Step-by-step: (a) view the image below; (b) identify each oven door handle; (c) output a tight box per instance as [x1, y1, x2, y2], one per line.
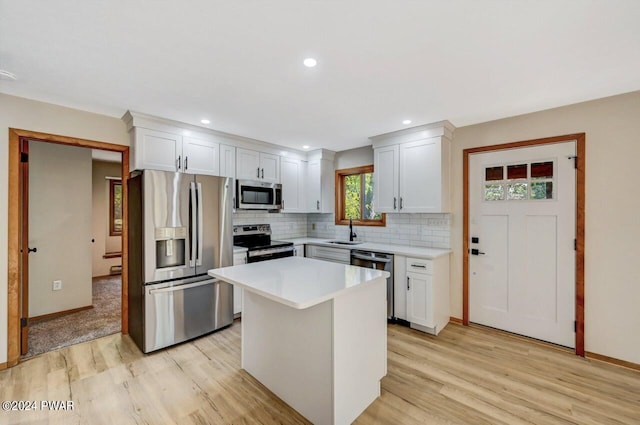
[148, 278, 219, 294]
[248, 246, 295, 257]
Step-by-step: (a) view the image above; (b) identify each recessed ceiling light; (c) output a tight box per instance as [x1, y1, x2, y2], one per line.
[303, 58, 317, 68]
[0, 69, 17, 80]
[200, 119, 210, 124]
[402, 119, 412, 125]
[302, 145, 310, 150]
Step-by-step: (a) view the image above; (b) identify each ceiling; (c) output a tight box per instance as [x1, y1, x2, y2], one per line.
[1, 1, 639, 152]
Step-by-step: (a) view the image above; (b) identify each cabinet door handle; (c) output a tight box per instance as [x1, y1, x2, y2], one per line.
[407, 276, 410, 290]
[411, 264, 426, 268]
[317, 200, 320, 210]
[261, 168, 264, 179]
[400, 197, 403, 210]
[257, 167, 260, 178]
[177, 155, 181, 171]
[393, 197, 397, 210]
[184, 156, 188, 171]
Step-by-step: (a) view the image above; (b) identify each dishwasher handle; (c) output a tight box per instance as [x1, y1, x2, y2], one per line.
[351, 253, 392, 263]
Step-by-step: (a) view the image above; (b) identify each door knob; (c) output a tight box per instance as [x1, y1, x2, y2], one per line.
[28, 247, 37, 253]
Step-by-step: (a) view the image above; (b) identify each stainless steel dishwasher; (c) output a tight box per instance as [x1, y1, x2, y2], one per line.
[350, 250, 394, 319]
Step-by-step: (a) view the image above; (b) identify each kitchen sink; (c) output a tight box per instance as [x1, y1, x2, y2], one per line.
[327, 240, 363, 245]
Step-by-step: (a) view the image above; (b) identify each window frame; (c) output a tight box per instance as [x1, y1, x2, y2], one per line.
[334, 165, 386, 227]
[109, 179, 123, 236]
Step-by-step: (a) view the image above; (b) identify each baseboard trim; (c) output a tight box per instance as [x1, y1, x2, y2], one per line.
[29, 305, 93, 322]
[0, 361, 7, 370]
[449, 316, 463, 324]
[586, 351, 640, 372]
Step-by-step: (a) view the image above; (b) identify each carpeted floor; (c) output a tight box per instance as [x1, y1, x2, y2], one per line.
[24, 275, 122, 359]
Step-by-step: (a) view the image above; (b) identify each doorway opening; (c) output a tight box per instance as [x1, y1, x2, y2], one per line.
[462, 133, 585, 356]
[7, 128, 129, 367]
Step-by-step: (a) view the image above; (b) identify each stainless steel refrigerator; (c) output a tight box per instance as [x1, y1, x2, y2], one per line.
[128, 170, 234, 353]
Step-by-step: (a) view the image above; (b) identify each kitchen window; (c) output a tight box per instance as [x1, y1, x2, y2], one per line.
[110, 179, 123, 236]
[335, 165, 385, 226]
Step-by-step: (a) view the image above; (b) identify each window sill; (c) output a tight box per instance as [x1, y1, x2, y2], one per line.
[335, 218, 386, 227]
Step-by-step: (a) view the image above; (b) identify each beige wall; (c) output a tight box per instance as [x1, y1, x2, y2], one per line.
[450, 91, 640, 364]
[29, 142, 93, 317]
[0, 93, 129, 364]
[334, 145, 373, 169]
[92, 160, 122, 277]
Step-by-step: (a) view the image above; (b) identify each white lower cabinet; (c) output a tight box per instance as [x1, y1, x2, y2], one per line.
[402, 255, 450, 335]
[233, 252, 247, 316]
[294, 244, 305, 257]
[305, 245, 350, 264]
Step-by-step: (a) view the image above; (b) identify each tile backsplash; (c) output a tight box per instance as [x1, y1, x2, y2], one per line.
[233, 211, 451, 249]
[307, 213, 451, 249]
[233, 211, 308, 240]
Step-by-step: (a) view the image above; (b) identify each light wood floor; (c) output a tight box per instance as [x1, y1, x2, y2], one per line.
[1, 321, 639, 424]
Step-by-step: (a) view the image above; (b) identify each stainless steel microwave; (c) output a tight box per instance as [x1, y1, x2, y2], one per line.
[236, 180, 282, 210]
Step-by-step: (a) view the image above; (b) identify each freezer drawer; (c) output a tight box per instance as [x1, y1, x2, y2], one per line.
[143, 277, 233, 353]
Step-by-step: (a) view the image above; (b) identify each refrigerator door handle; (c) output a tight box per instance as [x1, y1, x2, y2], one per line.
[196, 181, 204, 266]
[148, 278, 219, 294]
[190, 181, 197, 267]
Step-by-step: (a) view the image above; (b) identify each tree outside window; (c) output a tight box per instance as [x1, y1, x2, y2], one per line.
[110, 179, 123, 236]
[335, 165, 385, 226]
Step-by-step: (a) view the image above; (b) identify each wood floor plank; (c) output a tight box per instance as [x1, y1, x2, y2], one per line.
[1, 321, 639, 424]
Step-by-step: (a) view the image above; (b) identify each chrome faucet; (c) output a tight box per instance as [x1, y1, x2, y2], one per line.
[349, 218, 357, 241]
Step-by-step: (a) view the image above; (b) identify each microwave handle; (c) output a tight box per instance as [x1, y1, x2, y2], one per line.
[196, 181, 204, 266]
[189, 182, 197, 267]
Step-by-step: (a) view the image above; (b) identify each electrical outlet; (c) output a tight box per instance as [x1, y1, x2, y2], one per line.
[311, 223, 316, 230]
[52, 280, 62, 291]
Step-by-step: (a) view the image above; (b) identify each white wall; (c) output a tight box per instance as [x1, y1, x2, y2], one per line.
[450, 91, 640, 364]
[0, 93, 129, 364]
[92, 160, 122, 277]
[29, 142, 93, 317]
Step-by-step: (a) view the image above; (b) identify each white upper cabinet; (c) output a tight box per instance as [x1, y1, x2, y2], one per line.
[219, 144, 236, 178]
[236, 148, 280, 183]
[373, 145, 399, 213]
[259, 152, 280, 183]
[131, 127, 220, 176]
[371, 121, 454, 213]
[133, 128, 182, 172]
[280, 157, 306, 212]
[306, 157, 334, 213]
[183, 136, 220, 175]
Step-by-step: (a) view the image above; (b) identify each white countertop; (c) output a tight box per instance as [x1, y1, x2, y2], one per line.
[233, 246, 248, 253]
[209, 256, 389, 310]
[281, 237, 451, 259]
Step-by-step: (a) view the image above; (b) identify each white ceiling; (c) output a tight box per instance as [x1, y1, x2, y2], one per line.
[1, 1, 639, 152]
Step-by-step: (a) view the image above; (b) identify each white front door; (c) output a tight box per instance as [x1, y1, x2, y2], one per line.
[469, 142, 576, 347]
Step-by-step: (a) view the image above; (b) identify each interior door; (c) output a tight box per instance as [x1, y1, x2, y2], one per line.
[469, 142, 576, 347]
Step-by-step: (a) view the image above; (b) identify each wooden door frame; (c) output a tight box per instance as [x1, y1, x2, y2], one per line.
[7, 128, 130, 367]
[462, 133, 585, 356]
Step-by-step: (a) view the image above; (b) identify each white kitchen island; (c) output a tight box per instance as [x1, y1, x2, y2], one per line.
[209, 256, 389, 425]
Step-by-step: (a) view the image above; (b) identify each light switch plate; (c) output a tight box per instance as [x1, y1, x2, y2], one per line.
[52, 280, 62, 291]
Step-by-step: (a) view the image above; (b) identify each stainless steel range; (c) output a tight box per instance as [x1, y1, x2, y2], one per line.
[233, 224, 295, 262]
